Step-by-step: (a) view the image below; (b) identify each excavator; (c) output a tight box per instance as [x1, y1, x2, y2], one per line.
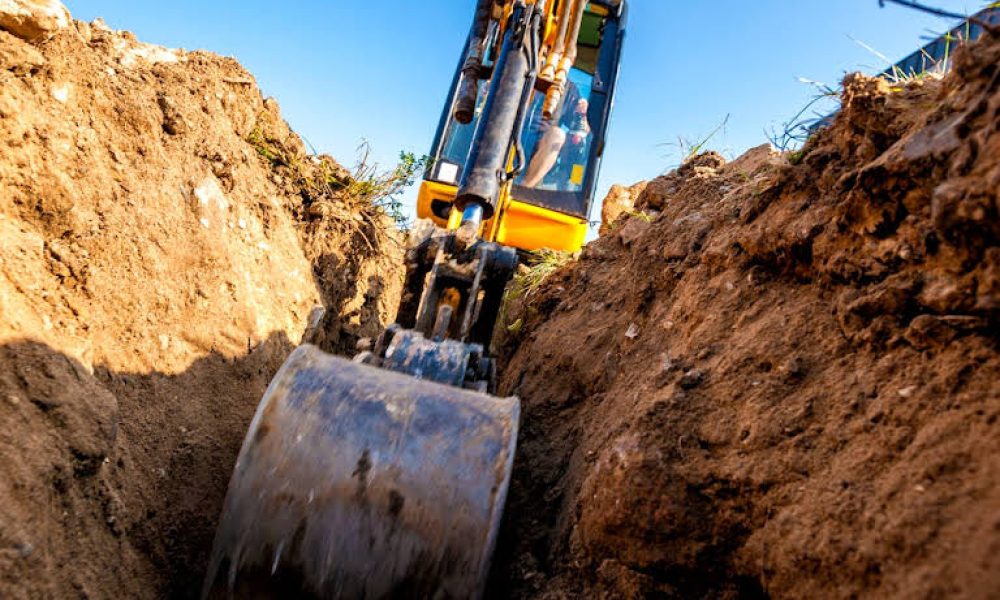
[203, 1, 626, 597]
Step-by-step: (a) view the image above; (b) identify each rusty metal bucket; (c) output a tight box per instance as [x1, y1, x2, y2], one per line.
[203, 345, 519, 599]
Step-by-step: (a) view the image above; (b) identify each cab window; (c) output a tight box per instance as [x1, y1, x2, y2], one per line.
[433, 7, 609, 206]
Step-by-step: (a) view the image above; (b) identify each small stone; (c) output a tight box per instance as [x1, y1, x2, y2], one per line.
[194, 176, 228, 210]
[599, 182, 647, 236]
[617, 218, 648, 247]
[0, 0, 71, 42]
[624, 323, 639, 339]
[16, 542, 32, 558]
[51, 83, 70, 103]
[898, 385, 917, 398]
[654, 353, 678, 388]
[679, 369, 706, 389]
[781, 356, 806, 380]
[905, 314, 961, 349]
[157, 93, 187, 135]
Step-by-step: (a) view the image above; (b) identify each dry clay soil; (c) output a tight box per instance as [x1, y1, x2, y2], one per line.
[0, 12, 403, 599]
[2, 5, 1000, 600]
[493, 30, 1000, 600]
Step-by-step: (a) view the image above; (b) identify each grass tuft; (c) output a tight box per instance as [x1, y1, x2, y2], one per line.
[246, 113, 428, 230]
[499, 249, 577, 333]
[507, 249, 576, 301]
[247, 124, 289, 167]
[345, 141, 431, 229]
[659, 115, 731, 167]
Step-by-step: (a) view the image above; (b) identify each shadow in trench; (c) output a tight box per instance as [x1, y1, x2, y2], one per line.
[0, 333, 296, 599]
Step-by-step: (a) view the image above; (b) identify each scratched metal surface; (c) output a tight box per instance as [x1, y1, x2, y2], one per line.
[203, 345, 520, 599]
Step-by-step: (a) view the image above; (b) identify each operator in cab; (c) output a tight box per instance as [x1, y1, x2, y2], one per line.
[520, 80, 593, 191]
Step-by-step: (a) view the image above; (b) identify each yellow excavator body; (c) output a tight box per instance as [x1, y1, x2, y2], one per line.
[417, 180, 589, 252]
[422, 0, 627, 255]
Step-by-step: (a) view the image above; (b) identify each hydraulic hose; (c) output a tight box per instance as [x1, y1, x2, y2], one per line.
[540, 0, 572, 81]
[543, 0, 585, 120]
[456, 3, 538, 220]
[510, 8, 542, 178]
[455, 0, 495, 124]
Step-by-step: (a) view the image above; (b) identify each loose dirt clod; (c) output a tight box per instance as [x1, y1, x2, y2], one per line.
[0, 0, 70, 42]
[0, 5, 401, 598]
[494, 31, 1000, 600]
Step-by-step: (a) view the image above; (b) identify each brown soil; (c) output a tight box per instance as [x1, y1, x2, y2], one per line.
[5, 4, 1000, 600]
[493, 32, 1000, 599]
[0, 12, 401, 600]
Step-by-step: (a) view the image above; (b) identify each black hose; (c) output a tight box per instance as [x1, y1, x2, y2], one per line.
[509, 8, 542, 179]
[455, 0, 494, 124]
[456, 4, 537, 216]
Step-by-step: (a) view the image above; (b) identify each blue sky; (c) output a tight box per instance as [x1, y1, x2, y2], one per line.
[65, 0, 984, 223]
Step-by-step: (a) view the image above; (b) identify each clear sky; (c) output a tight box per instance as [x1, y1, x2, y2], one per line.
[65, 0, 985, 224]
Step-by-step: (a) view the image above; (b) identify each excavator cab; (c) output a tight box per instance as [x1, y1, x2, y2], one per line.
[418, 0, 627, 252]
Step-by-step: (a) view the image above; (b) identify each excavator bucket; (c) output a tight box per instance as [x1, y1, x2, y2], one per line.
[203, 345, 520, 599]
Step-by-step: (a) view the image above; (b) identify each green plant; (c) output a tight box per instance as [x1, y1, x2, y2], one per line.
[660, 115, 731, 166]
[848, 35, 947, 85]
[346, 141, 431, 229]
[247, 124, 289, 167]
[769, 1, 996, 153]
[509, 249, 575, 300]
[682, 114, 730, 163]
[247, 115, 429, 230]
[499, 249, 577, 331]
[657, 115, 729, 164]
[627, 209, 654, 223]
[766, 78, 839, 151]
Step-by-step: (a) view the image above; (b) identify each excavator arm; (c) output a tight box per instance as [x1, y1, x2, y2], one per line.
[203, 2, 622, 597]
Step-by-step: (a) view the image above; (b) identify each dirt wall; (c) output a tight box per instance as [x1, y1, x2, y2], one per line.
[0, 7, 402, 598]
[494, 31, 1000, 600]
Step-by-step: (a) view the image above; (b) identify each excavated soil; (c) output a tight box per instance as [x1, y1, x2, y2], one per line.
[493, 31, 1000, 599]
[0, 10, 402, 599]
[4, 4, 1000, 600]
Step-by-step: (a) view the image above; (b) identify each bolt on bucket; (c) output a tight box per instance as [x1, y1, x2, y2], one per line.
[203, 344, 520, 599]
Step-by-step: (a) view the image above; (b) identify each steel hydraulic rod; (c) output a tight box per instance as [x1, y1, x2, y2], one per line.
[455, 4, 537, 219]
